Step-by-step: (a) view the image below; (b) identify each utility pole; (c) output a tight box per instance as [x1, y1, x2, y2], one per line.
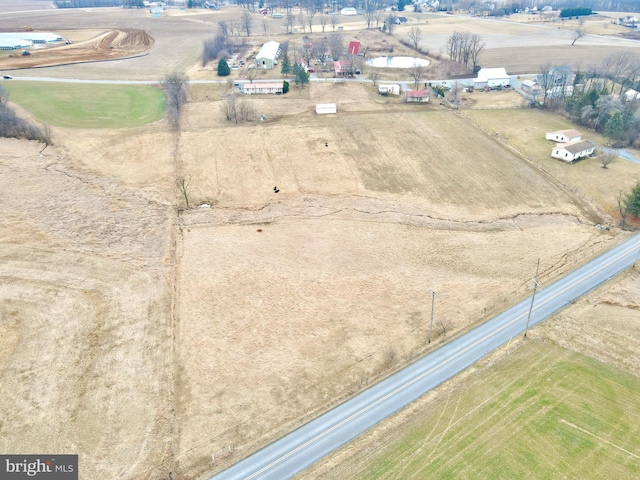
[524, 258, 541, 338]
[634, 247, 640, 268]
[429, 290, 436, 344]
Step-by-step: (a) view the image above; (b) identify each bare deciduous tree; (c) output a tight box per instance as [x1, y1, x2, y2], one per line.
[163, 71, 189, 131]
[407, 64, 426, 88]
[285, 12, 294, 34]
[241, 10, 253, 36]
[245, 68, 260, 83]
[368, 67, 381, 86]
[330, 14, 339, 32]
[327, 32, 343, 61]
[599, 152, 616, 169]
[220, 93, 255, 124]
[572, 17, 586, 46]
[408, 27, 422, 51]
[319, 12, 327, 32]
[436, 318, 453, 339]
[218, 20, 229, 38]
[176, 176, 191, 208]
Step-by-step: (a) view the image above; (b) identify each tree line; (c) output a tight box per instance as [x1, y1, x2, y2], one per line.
[536, 53, 640, 148]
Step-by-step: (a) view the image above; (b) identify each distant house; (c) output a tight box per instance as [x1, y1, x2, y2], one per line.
[348, 41, 361, 56]
[405, 90, 429, 102]
[551, 140, 595, 163]
[150, 5, 164, 15]
[242, 82, 284, 95]
[624, 89, 640, 102]
[334, 60, 353, 77]
[340, 7, 357, 15]
[255, 41, 281, 69]
[316, 103, 337, 114]
[474, 67, 510, 89]
[545, 129, 582, 143]
[378, 84, 400, 95]
[395, 16, 408, 24]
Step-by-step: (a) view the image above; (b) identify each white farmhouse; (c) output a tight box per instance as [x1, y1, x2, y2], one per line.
[473, 68, 510, 89]
[551, 140, 594, 163]
[545, 129, 582, 143]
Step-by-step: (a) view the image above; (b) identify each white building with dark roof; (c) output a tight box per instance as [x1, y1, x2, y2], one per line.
[551, 140, 595, 163]
[545, 129, 582, 143]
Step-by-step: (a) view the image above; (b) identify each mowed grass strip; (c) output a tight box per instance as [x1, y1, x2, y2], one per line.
[307, 341, 640, 480]
[2, 81, 166, 128]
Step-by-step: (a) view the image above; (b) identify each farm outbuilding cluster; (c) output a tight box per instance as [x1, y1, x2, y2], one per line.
[546, 129, 594, 163]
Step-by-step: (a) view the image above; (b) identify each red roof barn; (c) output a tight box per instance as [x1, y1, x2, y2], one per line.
[348, 41, 361, 56]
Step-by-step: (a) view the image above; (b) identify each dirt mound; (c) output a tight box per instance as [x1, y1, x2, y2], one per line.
[0, 28, 154, 70]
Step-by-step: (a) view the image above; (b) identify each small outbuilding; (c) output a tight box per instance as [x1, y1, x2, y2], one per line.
[551, 140, 595, 163]
[378, 84, 400, 95]
[545, 129, 582, 143]
[255, 41, 281, 70]
[242, 82, 284, 95]
[340, 7, 357, 15]
[405, 90, 430, 103]
[474, 67, 510, 89]
[316, 103, 337, 114]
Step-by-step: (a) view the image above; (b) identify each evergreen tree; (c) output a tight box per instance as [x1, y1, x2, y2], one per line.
[218, 58, 231, 77]
[626, 183, 640, 217]
[283, 80, 289, 94]
[280, 53, 291, 76]
[604, 112, 625, 144]
[293, 63, 310, 88]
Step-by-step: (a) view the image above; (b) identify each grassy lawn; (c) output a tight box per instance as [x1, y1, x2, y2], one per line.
[306, 341, 640, 479]
[465, 108, 640, 217]
[1, 81, 166, 128]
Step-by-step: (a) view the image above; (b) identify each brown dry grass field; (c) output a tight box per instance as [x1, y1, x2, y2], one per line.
[1, 3, 640, 480]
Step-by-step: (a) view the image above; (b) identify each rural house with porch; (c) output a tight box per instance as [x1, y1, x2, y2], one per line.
[551, 140, 595, 163]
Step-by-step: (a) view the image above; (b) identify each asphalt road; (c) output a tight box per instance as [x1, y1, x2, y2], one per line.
[211, 232, 640, 480]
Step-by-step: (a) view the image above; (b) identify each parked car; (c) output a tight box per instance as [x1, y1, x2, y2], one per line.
[307, 68, 314, 73]
[3, 75, 12, 79]
[231, 65, 239, 70]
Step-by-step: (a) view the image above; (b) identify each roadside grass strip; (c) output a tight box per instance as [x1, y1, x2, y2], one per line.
[2, 81, 166, 128]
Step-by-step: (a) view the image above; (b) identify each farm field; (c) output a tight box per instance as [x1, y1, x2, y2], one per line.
[2, 81, 166, 128]
[1, 3, 640, 480]
[300, 338, 640, 480]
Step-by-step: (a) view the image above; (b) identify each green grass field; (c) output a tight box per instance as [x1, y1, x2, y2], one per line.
[309, 341, 640, 479]
[0, 81, 166, 128]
